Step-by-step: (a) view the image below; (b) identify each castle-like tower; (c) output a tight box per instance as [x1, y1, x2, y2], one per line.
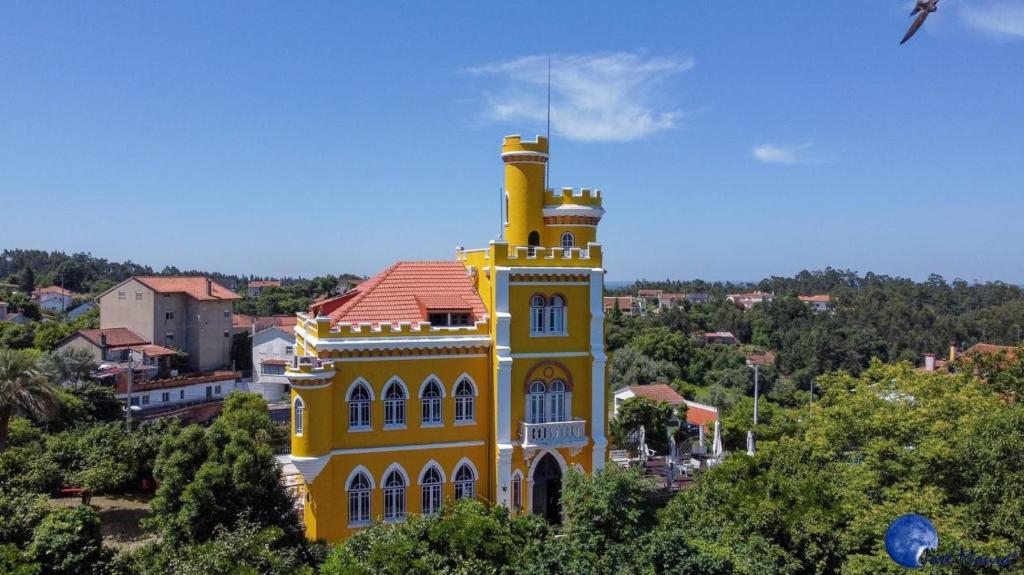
[287, 134, 607, 540]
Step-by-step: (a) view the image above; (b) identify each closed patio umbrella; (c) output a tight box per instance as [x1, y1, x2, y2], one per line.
[712, 420, 723, 460]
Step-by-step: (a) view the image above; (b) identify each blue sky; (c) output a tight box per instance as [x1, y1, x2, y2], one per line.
[2, 1, 1022, 283]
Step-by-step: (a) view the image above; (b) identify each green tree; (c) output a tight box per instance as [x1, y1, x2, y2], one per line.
[18, 267, 36, 294]
[0, 545, 40, 575]
[0, 488, 49, 546]
[610, 396, 674, 455]
[32, 323, 74, 353]
[0, 349, 60, 452]
[167, 521, 313, 575]
[28, 505, 106, 575]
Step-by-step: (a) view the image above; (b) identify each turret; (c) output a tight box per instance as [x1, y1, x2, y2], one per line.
[502, 135, 549, 248]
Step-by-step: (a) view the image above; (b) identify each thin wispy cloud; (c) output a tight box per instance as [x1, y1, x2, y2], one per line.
[467, 53, 694, 143]
[961, 1, 1024, 38]
[752, 142, 819, 165]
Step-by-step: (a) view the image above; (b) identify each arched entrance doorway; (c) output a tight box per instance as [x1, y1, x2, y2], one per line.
[531, 453, 562, 524]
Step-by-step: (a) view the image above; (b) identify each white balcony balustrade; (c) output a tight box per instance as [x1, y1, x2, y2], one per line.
[520, 418, 588, 449]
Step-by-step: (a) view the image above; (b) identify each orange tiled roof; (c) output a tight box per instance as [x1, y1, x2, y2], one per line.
[133, 276, 241, 301]
[131, 344, 177, 356]
[964, 343, 1018, 356]
[310, 262, 485, 326]
[33, 286, 79, 298]
[683, 400, 719, 427]
[233, 314, 254, 329]
[626, 384, 684, 405]
[248, 280, 281, 289]
[799, 294, 831, 303]
[77, 328, 150, 348]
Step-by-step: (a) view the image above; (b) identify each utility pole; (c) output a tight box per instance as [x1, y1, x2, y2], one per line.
[746, 361, 760, 455]
[125, 356, 134, 432]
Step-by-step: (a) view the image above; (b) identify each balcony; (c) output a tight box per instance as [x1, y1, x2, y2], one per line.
[520, 418, 588, 449]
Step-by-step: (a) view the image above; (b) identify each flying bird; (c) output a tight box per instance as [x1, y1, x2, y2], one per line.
[901, 0, 939, 45]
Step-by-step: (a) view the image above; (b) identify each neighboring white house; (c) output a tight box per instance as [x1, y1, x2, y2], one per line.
[726, 291, 774, 310]
[799, 294, 831, 313]
[110, 370, 243, 412]
[250, 325, 295, 402]
[32, 286, 79, 313]
[611, 384, 719, 429]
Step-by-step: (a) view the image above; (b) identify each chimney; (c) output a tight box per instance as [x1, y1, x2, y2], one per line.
[924, 353, 936, 372]
[206, 278, 213, 296]
[100, 331, 107, 347]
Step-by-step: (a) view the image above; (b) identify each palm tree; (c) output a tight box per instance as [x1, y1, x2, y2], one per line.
[0, 348, 60, 451]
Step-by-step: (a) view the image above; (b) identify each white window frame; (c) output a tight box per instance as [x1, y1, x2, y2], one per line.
[419, 463, 445, 515]
[453, 376, 477, 424]
[383, 377, 408, 429]
[419, 377, 444, 427]
[548, 380, 566, 422]
[560, 232, 575, 251]
[530, 295, 546, 335]
[453, 460, 476, 501]
[511, 470, 523, 511]
[346, 468, 373, 527]
[347, 379, 373, 431]
[293, 396, 305, 436]
[529, 381, 546, 424]
[547, 295, 566, 335]
[382, 465, 408, 522]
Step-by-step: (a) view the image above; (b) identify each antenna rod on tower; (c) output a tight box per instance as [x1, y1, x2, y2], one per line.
[546, 56, 551, 190]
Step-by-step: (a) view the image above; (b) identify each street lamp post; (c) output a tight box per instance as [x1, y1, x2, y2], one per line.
[125, 355, 135, 432]
[745, 361, 760, 454]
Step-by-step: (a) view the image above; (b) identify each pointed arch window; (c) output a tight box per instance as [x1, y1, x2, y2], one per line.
[420, 379, 443, 426]
[293, 396, 305, 436]
[420, 466, 443, 515]
[511, 471, 523, 511]
[348, 382, 371, 430]
[560, 232, 575, 251]
[548, 380, 566, 422]
[454, 378, 475, 423]
[348, 471, 371, 526]
[529, 381, 546, 424]
[384, 380, 407, 427]
[383, 468, 407, 521]
[530, 295, 546, 334]
[454, 463, 476, 500]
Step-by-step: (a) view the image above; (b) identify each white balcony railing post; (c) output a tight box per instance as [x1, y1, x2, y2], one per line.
[520, 418, 588, 448]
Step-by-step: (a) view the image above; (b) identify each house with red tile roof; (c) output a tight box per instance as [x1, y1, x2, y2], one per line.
[55, 327, 177, 382]
[32, 285, 81, 313]
[247, 280, 282, 297]
[704, 331, 738, 345]
[611, 384, 719, 429]
[603, 296, 639, 316]
[97, 277, 241, 371]
[798, 294, 832, 312]
[727, 291, 774, 310]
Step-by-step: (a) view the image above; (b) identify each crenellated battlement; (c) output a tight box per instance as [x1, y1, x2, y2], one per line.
[296, 312, 491, 340]
[543, 187, 603, 207]
[457, 241, 603, 268]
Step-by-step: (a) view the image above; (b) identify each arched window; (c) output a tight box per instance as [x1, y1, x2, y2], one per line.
[454, 463, 475, 500]
[348, 382, 371, 429]
[530, 295, 546, 334]
[384, 379, 407, 427]
[527, 230, 540, 256]
[293, 396, 305, 436]
[560, 232, 575, 251]
[511, 471, 523, 511]
[548, 380, 565, 422]
[547, 295, 565, 334]
[454, 378, 475, 423]
[420, 466, 443, 515]
[420, 379, 443, 426]
[348, 471, 371, 526]
[383, 468, 407, 521]
[529, 381, 546, 424]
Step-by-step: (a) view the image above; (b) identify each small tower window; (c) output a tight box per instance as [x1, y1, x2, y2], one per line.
[293, 396, 305, 436]
[560, 232, 575, 251]
[528, 231, 541, 256]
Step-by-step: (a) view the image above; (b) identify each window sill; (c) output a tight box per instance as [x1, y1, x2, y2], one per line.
[348, 426, 373, 433]
[384, 424, 408, 431]
[529, 332, 569, 338]
[348, 521, 370, 529]
[454, 419, 477, 427]
[383, 516, 407, 524]
[421, 422, 444, 428]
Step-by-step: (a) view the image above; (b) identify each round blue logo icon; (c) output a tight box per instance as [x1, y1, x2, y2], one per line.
[885, 514, 939, 568]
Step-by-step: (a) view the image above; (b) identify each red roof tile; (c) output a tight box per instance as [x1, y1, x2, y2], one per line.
[133, 277, 241, 301]
[77, 328, 151, 348]
[798, 294, 831, 303]
[310, 262, 485, 326]
[626, 384, 684, 405]
[33, 286, 79, 298]
[684, 400, 719, 427]
[248, 280, 281, 289]
[131, 344, 177, 356]
[964, 343, 1019, 356]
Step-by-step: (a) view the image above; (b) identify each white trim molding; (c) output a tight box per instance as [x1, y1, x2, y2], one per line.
[289, 440, 487, 483]
[494, 267, 514, 508]
[295, 327, 491, 353]
[417, 460, 447, 485]
[346, 377, 375, 401]
[510, 351, 589, 359]
[589, 267, 608, 472]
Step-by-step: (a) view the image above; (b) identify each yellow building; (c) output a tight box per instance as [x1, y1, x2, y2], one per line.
[287, 134, 607, 541]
